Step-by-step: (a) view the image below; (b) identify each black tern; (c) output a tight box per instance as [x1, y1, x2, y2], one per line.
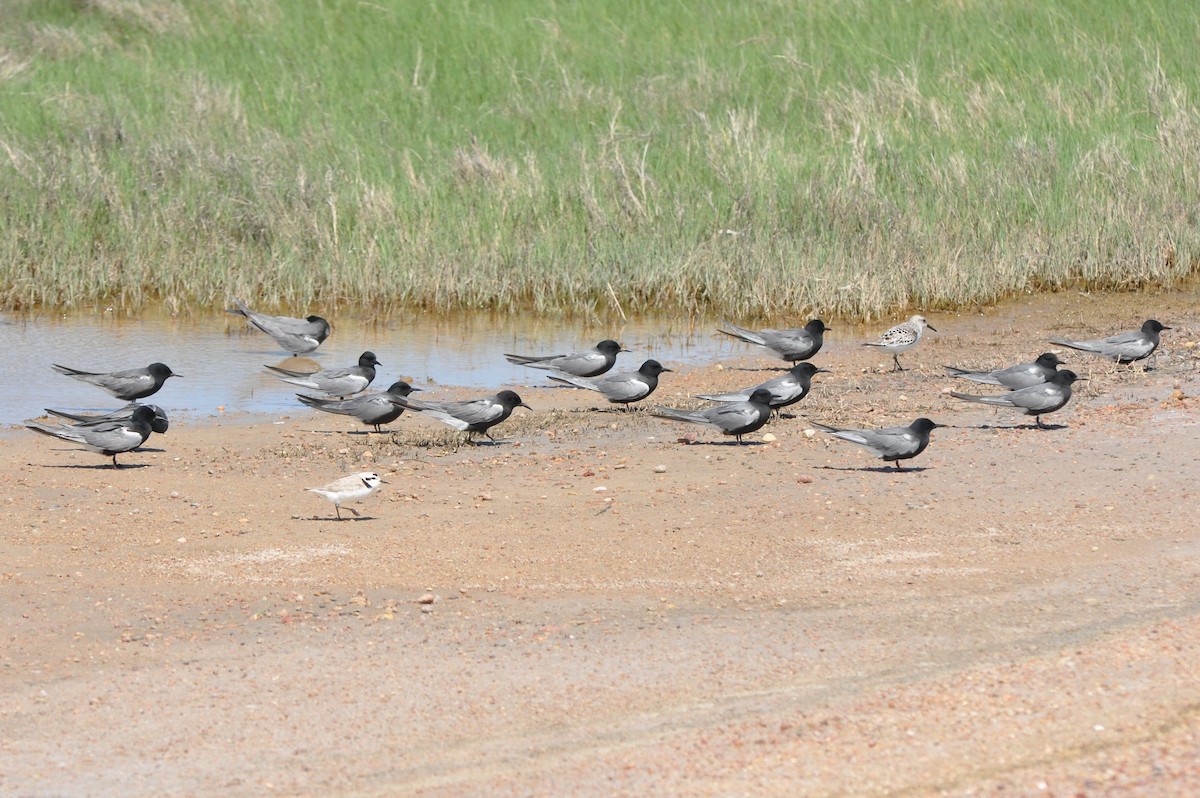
[505, 339, 629, 378]
[696, 363, 828, 415]
[390, 389, 531, 443]
[950, 369, 1084, 429]
[945, 352, 1066, 390]
[297, 381, 419, 432]
[264, 351, 380, 396]
[652, 388, 774, 444]
[548, 359, 671, 407]
[307, 471, 384, 520]
[718, 319, 828, 362]
[228, 298, 332, 354]
[51, 362, 181, 401]
[26, 404, 159, 468]
[44, 403, 170, 434]
[1050, 319, 1169, 365]
[812, 417, 944, 471]
[863, 315, 936, 372]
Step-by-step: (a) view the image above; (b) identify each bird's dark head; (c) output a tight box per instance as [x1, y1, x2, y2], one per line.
[911, 418, 944, 433]
[145, 404, 170, 434]
[359, 351, 381, 367]
[640, 360, 672, 376]
[131, 405, 158, 424]
[596, 339, 629, 355]
[309, 316, 332, 336]
[1143, 319, 1170, 333]
[148, 362, 179, 379]
[1037, 352, 1066, 367]
[387, 381, 419, 396]
[1054, 370, 1084, 385]
[806, 319, 828, 333]
[747, 388, 775, 405]
[498, 390, 532, 410]
[792, 362, 830, 376]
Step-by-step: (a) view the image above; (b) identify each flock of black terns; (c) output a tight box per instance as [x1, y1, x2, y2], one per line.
[25, 301, 1171, 474]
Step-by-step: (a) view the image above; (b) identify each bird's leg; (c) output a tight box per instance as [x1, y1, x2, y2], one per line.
[892, 354, 905, 372]
[335, 506, 343, 521]
[111, 455, 120, 468]
[1036, 415, 1046, 429]
[348, 507, 361, 517]
[894, 461, 906, 472]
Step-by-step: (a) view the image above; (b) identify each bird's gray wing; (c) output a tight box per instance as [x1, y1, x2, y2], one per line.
[707, 403, 759, 431]
[1008, 383, 1068, 412]
[443, 398, 505, 426]
[856, 427, 920, 458]
[526, 350, 605, 375]
[597, 375, 649, 402]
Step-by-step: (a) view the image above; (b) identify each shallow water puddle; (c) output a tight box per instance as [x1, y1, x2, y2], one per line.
[0, 309, 736, 423]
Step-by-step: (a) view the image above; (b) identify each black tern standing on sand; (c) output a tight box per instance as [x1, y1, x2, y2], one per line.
[227, 298, 332, 354]
[718, 319, 828, 363]
[548, 359, 672, 408]
[264, 351, 380, 396]
[26, 404, 160, 468]
[505, 339, 629, 378]
[390, 390, 531, 443]
[51, 362, 180, 402]
[297, 381, 420, 432]
[697, 362, 828, 416]
[945, 352, 1066, 390]
[812, 417, 944, 471]
[652, 388, 775, 445]
[1050, 320, 1169, 365]
[949, 370, 1084, 429]
[44, 403, 170, 435]
[863, 315, 936, 372]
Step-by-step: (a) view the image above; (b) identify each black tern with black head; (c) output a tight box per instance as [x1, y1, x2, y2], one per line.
[390, 389, 531, 444]
[505, 339, 629, 378]
[653, 387, 774, 444]
[697, 362, 828, 415]
[812, 417, 944, 471]
[945, 352, 1065, 390]
[51, 362, 181, 402]
[228, 298, 332, 354]
[265, 351, 380, 397]
[26, 404, 160, 468]
[718, 319, 827, 363]
[1050, 320, 1169, 365]
[548, 359, 671, 407]
[950, 369, 1084, 429]
[298, 380, 419, 432]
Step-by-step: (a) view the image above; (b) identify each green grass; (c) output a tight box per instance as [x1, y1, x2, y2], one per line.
[0, 0, 1198, 320]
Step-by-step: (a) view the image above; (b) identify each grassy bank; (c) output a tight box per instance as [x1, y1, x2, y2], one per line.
[0, 0, 1198, 320]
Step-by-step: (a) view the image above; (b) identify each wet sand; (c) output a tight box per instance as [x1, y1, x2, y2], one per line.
[3, 289, 1200, 796]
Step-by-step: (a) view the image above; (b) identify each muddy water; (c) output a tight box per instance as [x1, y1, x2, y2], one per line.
[0, 309, 743, 424]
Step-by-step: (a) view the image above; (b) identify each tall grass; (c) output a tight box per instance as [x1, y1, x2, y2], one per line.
[0, 0, 1197, 320]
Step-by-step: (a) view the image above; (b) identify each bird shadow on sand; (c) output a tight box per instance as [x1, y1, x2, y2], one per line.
[969, 422, 1068, 431]
[730, 365, 792, 372]
[678, 439, 767, 447]
[40, 462, 153, 470]
[815, 464, 930, 473]
[293, 514, 377, 522]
